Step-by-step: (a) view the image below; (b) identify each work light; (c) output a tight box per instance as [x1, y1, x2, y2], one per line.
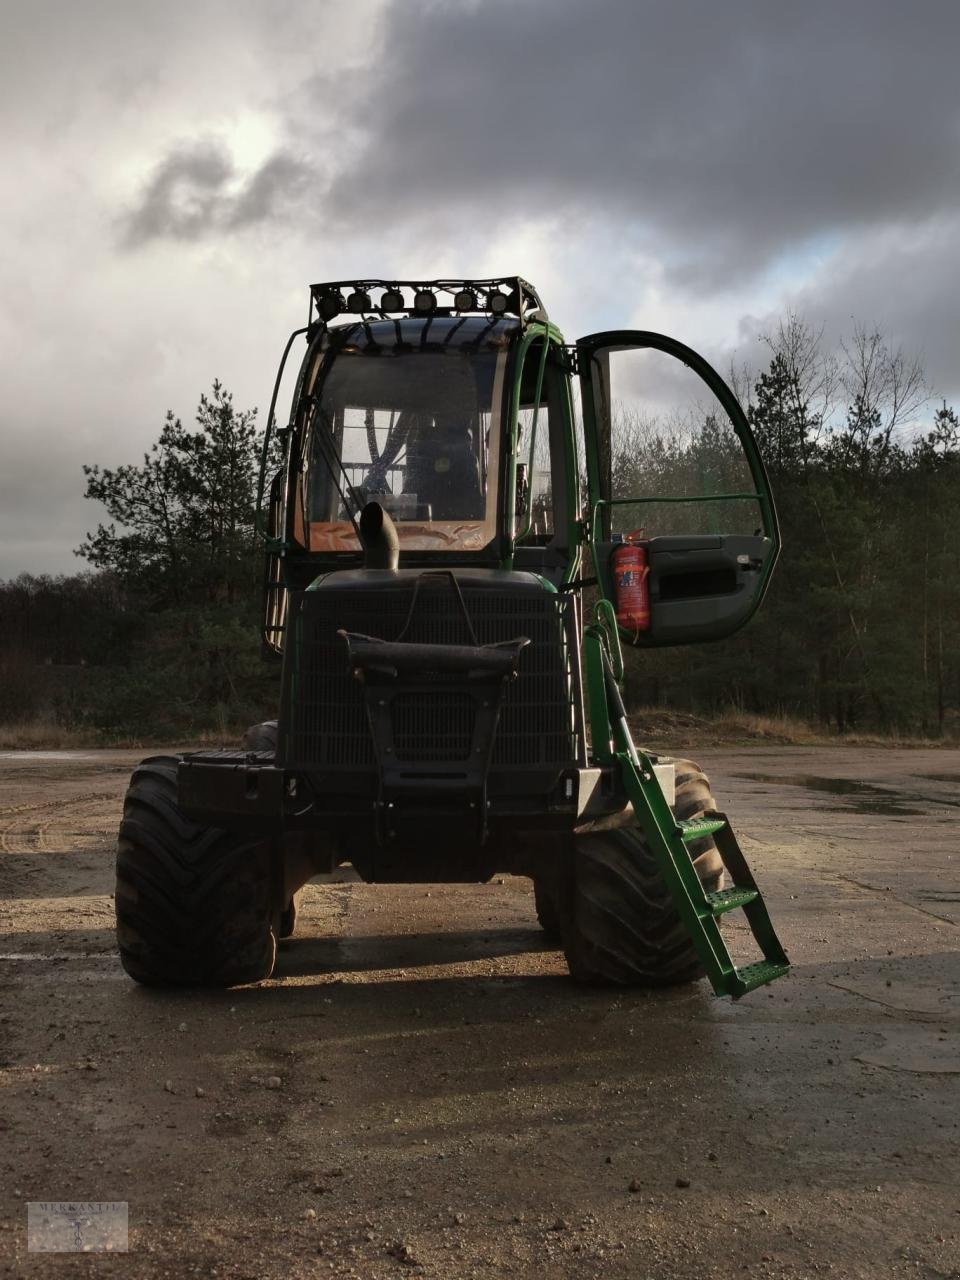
[488, 291, 509, 315]
[454, 288, 477, 312]
[413, 289, 436, 313]
[380, 288, 404, 311]
[346, 289, 371, 313]
[318, 290, 345, 321]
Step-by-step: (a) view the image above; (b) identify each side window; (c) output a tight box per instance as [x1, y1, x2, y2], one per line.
[516, 339, 556, 544]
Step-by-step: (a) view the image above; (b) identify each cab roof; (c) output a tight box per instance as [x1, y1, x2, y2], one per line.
[322, 315, 521, 352]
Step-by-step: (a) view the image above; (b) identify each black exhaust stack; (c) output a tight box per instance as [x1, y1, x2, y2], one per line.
[358, 501, 399, 570]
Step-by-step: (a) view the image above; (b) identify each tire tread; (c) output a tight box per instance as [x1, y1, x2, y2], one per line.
[562, 758, 723, 987]
[115, 756, 276, 987]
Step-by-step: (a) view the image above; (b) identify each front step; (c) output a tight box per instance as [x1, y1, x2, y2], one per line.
[706, 885, 759, 915]
[621, 753, 790, 999]
[732, 960, 791, 996]
[678, 816, 728, 842]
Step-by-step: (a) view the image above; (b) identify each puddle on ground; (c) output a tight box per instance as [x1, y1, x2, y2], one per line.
[735, 773, 927, 816]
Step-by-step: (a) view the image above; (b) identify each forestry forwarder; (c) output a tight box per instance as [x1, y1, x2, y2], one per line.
[115, 278, 789, 997]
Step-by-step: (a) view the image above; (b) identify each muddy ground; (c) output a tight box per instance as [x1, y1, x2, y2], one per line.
[0, 745, 958, 1279]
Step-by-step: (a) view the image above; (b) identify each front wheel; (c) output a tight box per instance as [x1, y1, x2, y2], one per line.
[115, 756, 277, 987]
[561, 758, 724, 986]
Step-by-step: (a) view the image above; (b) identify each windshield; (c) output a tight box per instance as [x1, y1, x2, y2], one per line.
[302, 343, 506, 553]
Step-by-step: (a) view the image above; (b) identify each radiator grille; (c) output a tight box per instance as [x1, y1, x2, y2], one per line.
[392, 692, 474, 761]
[288, 579, 576, 774]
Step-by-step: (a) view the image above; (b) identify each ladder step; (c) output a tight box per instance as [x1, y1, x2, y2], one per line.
[706, 885, 759, 915]
[677, 816, 727, 842]
[732, 960, 790, 996]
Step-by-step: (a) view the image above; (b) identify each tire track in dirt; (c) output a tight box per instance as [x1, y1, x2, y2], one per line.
[0, 791, 118, 854]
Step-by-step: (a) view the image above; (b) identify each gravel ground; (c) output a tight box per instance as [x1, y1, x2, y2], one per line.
[0, 745, 958, 1279]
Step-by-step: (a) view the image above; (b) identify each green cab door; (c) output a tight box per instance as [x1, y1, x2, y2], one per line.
[576, 330, 780, 647]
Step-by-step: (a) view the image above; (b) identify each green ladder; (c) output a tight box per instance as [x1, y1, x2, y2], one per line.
[621, 747, 789, 997]
[583, 618, 789, 998]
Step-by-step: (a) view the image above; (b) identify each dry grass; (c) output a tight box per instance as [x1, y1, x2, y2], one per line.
[0, 720, 246, 751]
[629, 705, 960, 749]
[712, 709, 825, 743]
[0, 720, 101, 750]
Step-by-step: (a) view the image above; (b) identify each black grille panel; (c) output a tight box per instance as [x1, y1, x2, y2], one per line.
[287, 577, 576, 776]
[392, 692, 474, 761]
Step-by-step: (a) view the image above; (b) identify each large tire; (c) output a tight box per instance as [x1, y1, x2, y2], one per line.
[561, 758, 724, 987]
[116, 756, 277, 987]
[243, 720, 278, 753]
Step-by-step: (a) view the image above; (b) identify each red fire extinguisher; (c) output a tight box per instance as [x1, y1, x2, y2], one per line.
[611, 531, 650, 632]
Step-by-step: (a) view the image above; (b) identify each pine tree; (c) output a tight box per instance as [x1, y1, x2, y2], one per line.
[78, 381, 262, 607]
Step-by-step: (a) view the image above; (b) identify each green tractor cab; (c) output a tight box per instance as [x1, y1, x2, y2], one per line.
[115, 278, 788, 997]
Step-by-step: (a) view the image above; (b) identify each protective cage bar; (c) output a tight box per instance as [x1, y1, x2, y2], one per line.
[308, 277, 545, 326]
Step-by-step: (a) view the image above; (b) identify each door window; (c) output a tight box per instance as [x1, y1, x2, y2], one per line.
[588, 345, 762, 539]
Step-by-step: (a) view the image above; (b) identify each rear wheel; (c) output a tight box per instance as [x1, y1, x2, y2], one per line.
[561, 758, 723, 986]
[115, 756, 276, 987]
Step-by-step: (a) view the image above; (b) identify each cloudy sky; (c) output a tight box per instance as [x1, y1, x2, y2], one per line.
[3, 0, 959, 576]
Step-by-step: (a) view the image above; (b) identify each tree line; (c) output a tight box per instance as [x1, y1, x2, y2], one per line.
[0, 324, 957, 740]
[0, 383, 276, 736]
[620, 318, 960, 737]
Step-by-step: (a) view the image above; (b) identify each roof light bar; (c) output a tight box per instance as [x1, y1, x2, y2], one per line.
[307, 278, 546, 330]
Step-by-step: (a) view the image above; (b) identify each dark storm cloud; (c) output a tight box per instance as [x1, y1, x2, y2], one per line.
[119, 0, 960, 290]
[120, 142, 313, 246]
[121, 143, 233, 246]
[776, 217, 960, 402]
[226, 152, 313, 228]
[315, 0, 960, 284]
